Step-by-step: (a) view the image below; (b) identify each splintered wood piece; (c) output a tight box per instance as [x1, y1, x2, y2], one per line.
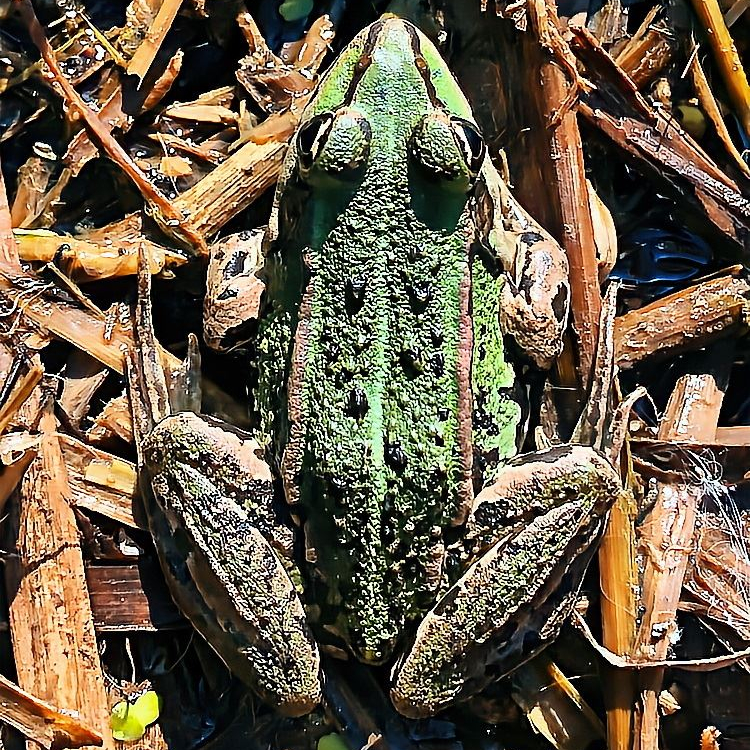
[59, 434, 140, 528]
[60, 352, 109, 427]
[614, 272, 750, 369]
[0, 361, 44, 434]
[613, 7, 675, 88]
[86, 393, 134, 445]
[126, 0, 184, 80]
[86, 565, 184, 631]
[570, 28, 750, 246]
[633, 369, 727, 750]
[0, 671, 103, 749]
[171, 110, 296, 239]
[598, 483, 638, 750]
[512, 656, 605, 748]
[0, 263, 181, 375]
[7, 406, 115, 748]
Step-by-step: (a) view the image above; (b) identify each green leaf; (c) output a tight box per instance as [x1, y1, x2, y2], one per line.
[278, 0, 313, 22]
[110, 691, 162, 742]
[131, 691, 161, 726]
[110, 702, 145, 742]
[317, 733, 350, 750]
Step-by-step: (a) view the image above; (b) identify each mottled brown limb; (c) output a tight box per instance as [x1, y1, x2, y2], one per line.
[6, 403, 115, 748]
[614, 272, 750, 369]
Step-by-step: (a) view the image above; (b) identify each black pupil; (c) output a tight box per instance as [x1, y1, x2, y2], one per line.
[297, 113, 331, 161]
[454, 119, 485, 172]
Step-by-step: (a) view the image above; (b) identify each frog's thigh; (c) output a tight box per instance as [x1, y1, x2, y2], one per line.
[390, 445, 620, 718]
[144, 412, 321, 716]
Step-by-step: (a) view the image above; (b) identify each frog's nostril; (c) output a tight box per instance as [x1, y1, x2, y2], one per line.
[353, 635, 398, 666]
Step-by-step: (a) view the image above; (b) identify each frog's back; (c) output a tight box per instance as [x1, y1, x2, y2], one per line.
[257, 18, 503, 662]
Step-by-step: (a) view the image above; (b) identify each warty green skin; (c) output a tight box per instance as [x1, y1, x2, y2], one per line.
[256, 18, 521, 663]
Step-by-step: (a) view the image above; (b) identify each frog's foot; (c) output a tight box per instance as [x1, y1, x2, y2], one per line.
[128, 262, 321, 716]
[390, 445, 621, 718]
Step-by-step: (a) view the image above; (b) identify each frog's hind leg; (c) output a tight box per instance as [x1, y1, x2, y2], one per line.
[390, 445, 621, 718]
[127, 259, 321, 717]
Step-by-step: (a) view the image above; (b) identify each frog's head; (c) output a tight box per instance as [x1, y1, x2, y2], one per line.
[270, 17, 487, 244]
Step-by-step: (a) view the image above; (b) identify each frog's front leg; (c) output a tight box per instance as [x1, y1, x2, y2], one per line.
[390, 445, 621, 718]
[476, 159, 570, 369]
[128, 266, 322, 717]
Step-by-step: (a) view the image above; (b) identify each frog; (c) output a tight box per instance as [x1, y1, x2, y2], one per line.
[127, 15, 622, 721]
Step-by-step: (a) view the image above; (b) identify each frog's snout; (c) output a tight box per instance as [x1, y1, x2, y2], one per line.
[351, 635, 399, 666]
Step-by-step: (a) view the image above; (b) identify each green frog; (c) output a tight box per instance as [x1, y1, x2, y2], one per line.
[128, 16, 621, 721]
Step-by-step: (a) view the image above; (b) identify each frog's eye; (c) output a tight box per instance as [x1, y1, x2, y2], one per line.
[296, 109, 371, 177]
[297, 113, 335, 171]
[409, 112, 485, 187]
[451, 118, 485, 176]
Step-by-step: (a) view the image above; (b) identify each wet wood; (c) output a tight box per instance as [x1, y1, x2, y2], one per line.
[6, 406, 115, 749]
[614, 272, 750, 369]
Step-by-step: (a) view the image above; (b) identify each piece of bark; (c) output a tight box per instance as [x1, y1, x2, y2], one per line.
[633, 369, 727, 750]
[0, 672, 103, 749]
[614, 272, 750, 369]
[86, 564, 184, 631]
[6, 405, 115, 749]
